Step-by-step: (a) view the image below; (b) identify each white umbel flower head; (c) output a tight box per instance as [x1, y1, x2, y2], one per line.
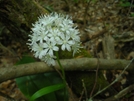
[28, 12, 82, 66]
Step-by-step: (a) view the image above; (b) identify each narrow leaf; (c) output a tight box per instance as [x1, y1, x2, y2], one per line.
[30, 83, 65, 101]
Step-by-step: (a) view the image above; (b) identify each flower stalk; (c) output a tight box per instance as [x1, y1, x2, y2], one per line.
[55, 51, 67, 101]
[27, 12, 82, 100]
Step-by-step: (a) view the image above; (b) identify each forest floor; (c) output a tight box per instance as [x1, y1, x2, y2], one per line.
[0, 0, 134, 101]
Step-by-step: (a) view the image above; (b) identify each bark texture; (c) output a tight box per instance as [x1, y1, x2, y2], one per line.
[0, 58, 133, 83]
[0, 0, 48, 40]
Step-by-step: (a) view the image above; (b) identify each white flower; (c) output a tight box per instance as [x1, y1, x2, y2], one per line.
[42, 54, 56, 66]
[28, 34, 38, 45]
[28, 12, 82, 66]
[31, 43, 47, 59]
[72, 42, 82, 56]
[38, 14, 55, 26]
[69, 28, 80, 41]
[43, 40, 59, 56]
[59, 34, 74, 51]
[37, 31, 49, 43]
[47, 29, 61, 42]
[60, 24, 72, 34]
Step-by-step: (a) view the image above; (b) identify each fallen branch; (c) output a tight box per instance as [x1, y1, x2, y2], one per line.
[104, 84, 134, 101]
[0, 58, 133, 83]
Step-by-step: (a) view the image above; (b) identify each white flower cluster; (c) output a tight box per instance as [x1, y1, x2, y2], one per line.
[28, 12, 81, 66]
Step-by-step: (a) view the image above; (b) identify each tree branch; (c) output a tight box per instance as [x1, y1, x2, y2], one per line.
[0, 58, 133, 83]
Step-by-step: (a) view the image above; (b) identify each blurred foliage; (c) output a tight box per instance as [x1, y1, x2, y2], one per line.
[119, 0, 133, 7]
[58, 48, 92, 59]
[0, 26, 5, 36]
[66, 71, 114, 97]
[119, 0, 134, 16]
[73, 0, 97, 3]
[15, 56, 68, 101]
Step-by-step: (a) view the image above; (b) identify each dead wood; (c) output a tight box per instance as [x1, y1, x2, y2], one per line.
[0, 58, 133, 83]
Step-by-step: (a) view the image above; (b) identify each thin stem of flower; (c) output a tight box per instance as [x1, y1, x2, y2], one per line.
[55, 52, 65, 79]
[55, 51, 67, 101]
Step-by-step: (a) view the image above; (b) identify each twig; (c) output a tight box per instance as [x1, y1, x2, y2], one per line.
[89, 58, 134, 100]
[83, 29, 107, 42]
[82, 79, 88, 101]
[83, 1, 91, 27]
[32, 0, 48, 14]
[128, 0, 134, 16]
[104, 84, 134, 101]
[90, 55, 100, 97]
[79, 88, 85, 101]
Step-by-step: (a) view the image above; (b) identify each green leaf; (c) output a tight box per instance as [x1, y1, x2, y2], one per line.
[16, 76, 38, 99]
[30, 83, 65, 101]
[73, 0, 79, 3]
[15, 55, 36, 65]
[15, 56, 68, 101]
[120, 2, 131, 7]
[131, 13, 134, 17]
[29, 74, 58, 101]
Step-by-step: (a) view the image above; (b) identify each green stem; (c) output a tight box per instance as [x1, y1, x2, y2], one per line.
[55, 51, 67, 101]
[55, 52, 65, 79]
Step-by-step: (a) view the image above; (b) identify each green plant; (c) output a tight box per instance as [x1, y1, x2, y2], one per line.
[120, 0, 132, 7]
[16, 56, 67, 101]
